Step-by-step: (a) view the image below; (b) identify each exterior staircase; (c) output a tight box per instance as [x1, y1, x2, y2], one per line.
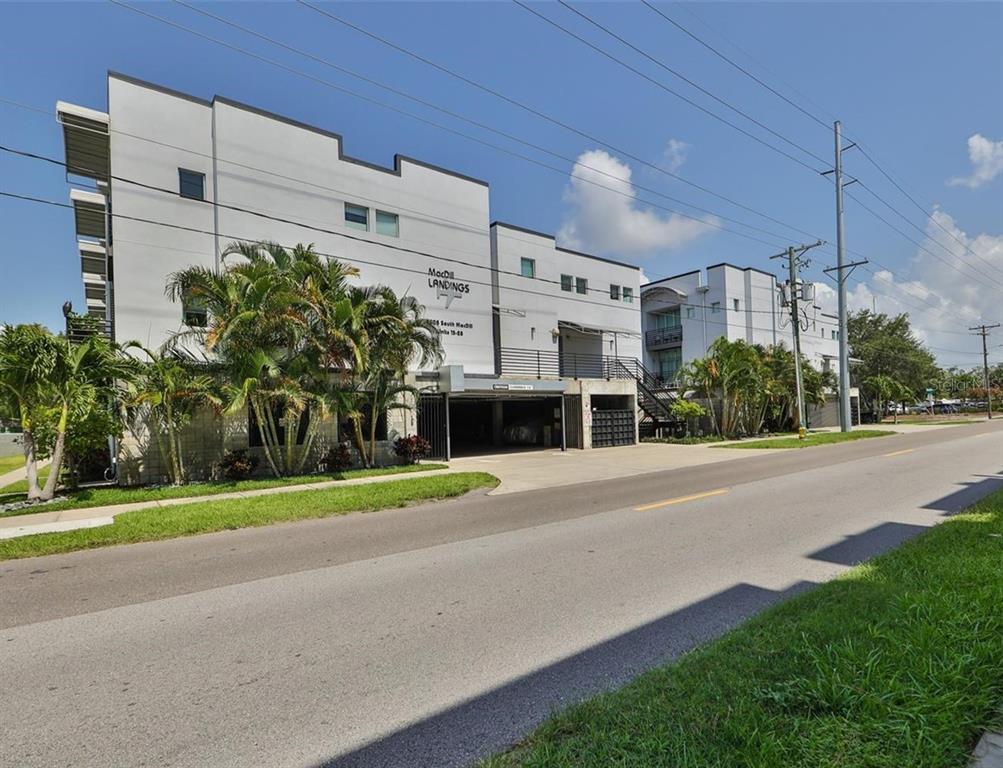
[610, 358, 684, 438]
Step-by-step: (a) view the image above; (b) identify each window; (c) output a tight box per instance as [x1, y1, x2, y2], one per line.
[560, 274, 573, 292]
[655, 308, 680, 329]
[711, 301, 721, 314]
[622, 287, 634, 304]
[831, 330, 837, 340]
[733, 298, 740, 312]
[521, 258, 536, 278]
[685, 306, 695, 319]
[575, 277, 588, 295]
[609, 284, 620, 300]
[345, 203, 369, 231]
[250, 403, 310, 448]
[178, 169, 204, 200]
[375, 210, 398, 237]
[182, 296, 207, 328]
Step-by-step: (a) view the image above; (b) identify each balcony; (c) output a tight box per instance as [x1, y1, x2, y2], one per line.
[498, 348, 640, 380]
[645, 326, 683, 349]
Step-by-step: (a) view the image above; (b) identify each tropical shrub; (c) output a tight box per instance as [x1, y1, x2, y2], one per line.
[670, 399, 706, 436]
[320, 442, 354, 473]
[218, 449, 259, 481]
[394, 435, 432, 464]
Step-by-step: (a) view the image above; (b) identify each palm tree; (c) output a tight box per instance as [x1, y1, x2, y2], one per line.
[0, 324, 61, 500]
[357, 288, 442, 466]
[124, 343, 220, 485]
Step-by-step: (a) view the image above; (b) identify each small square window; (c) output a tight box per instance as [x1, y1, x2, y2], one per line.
[733, 298, 740, 312]
[183, 296, 207, 328]
[374, 210, 398, 237]
[345, 203, 369, 231]
[521, 258, 536, 278]
[622, 287, 634, 304]
[685, 306, 695, 319]
[179, 169, 204, 200]
[711, 301, 721, 314]
[609, 284, 620, 300]
[560, 274, 573, 292]
[575, 277, 588, 295]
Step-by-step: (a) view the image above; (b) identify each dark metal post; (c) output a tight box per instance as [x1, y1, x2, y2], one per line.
[443, 393, 451, 461]
[560, 395, 567, 452]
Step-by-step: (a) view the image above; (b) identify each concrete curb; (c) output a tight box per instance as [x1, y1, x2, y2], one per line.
[971, 728, 1003, 768]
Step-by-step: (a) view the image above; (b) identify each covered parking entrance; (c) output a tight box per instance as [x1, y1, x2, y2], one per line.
[418, 387, 582, 459]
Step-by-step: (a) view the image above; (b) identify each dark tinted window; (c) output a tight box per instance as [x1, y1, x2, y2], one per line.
[179, 169, 205, 200]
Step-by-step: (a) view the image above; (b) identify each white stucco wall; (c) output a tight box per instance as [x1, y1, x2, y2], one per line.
[491, 224, 643, 366]
[107, 74, 494, 373]
[642, 263, 839, 378]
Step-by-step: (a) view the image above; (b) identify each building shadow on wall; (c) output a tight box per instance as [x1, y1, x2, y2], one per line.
[312, 580, 816, 768]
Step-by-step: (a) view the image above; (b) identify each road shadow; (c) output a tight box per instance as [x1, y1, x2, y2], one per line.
[921, 473, 1003, 516]
[806, 522, 931, 566]
[314, 580, 815, 768]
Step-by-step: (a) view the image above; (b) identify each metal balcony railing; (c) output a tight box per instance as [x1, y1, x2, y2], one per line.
[645, 326, 683, 347]
[498, 348, 642, 380]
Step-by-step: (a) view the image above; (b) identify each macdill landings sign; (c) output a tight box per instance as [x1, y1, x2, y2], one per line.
[428, 267, 470, 309]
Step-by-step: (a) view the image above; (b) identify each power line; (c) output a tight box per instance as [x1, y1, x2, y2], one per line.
[110, 1, 986, 315]
[0, 186, 973, 350]
[555, 0, 828, 166]
[639, 1, 830, 131]
[109, 0, 820, 249]
[843, 187, 1003, 290]
[511, 0, 825, 174]
[637, 1, 1003, 283]
[292, 0, 826, 239]
[0, 189, 839, 340]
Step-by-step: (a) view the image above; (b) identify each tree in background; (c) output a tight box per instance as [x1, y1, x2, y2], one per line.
[848, 311, 937, 412]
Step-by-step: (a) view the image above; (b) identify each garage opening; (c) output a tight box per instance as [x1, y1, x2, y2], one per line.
[448, 395, 565, 456]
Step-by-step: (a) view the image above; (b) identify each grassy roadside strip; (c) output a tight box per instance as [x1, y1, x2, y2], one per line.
[716, 429, 893, 449]
[0, 471, 497, 560]
[482, 488, 1003, 768]
[0, 463, 448, 516]
[0, 454, 26, 475]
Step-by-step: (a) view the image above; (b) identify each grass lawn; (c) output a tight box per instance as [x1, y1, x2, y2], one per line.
[0, 454, 27, 476]
[0, 463, 447, 516]
[0, 471, 497, 560]
[716, 429, 893, 449]
[483, 488, 1003, 768]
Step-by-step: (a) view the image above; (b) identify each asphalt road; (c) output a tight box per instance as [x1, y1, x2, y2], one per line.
[2, 422, 1001, 767]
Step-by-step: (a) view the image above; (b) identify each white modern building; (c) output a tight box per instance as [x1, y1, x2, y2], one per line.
[641, 263, 841, 385]
[58, 73, 662, 480]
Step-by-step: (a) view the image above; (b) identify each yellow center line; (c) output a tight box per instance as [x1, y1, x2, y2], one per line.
[634, 488, 729, 512]
[884, 448, 915, 458]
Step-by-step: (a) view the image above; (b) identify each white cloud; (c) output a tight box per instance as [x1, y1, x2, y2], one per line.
[662, 139, 689, 173]
[831, 209, 1003, 366]
[557, 149, 717, 257]
[948, 133, 1003, 188]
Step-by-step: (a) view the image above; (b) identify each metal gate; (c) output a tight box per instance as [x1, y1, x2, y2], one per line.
[563, 394, 583, 449]
[417, 393, 448, 460]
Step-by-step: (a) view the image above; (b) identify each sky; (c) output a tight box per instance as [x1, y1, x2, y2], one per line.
[0, 1, 1001, 368]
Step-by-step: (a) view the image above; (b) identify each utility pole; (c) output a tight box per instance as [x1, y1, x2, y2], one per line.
[969, 323, 1000, 419]
[771, 240, 824, 439]
[824, 121, 867, 432]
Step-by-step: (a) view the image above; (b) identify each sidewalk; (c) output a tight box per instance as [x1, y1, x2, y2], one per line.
[0, 467, 455, 540]
[0, 458, 50, 489]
